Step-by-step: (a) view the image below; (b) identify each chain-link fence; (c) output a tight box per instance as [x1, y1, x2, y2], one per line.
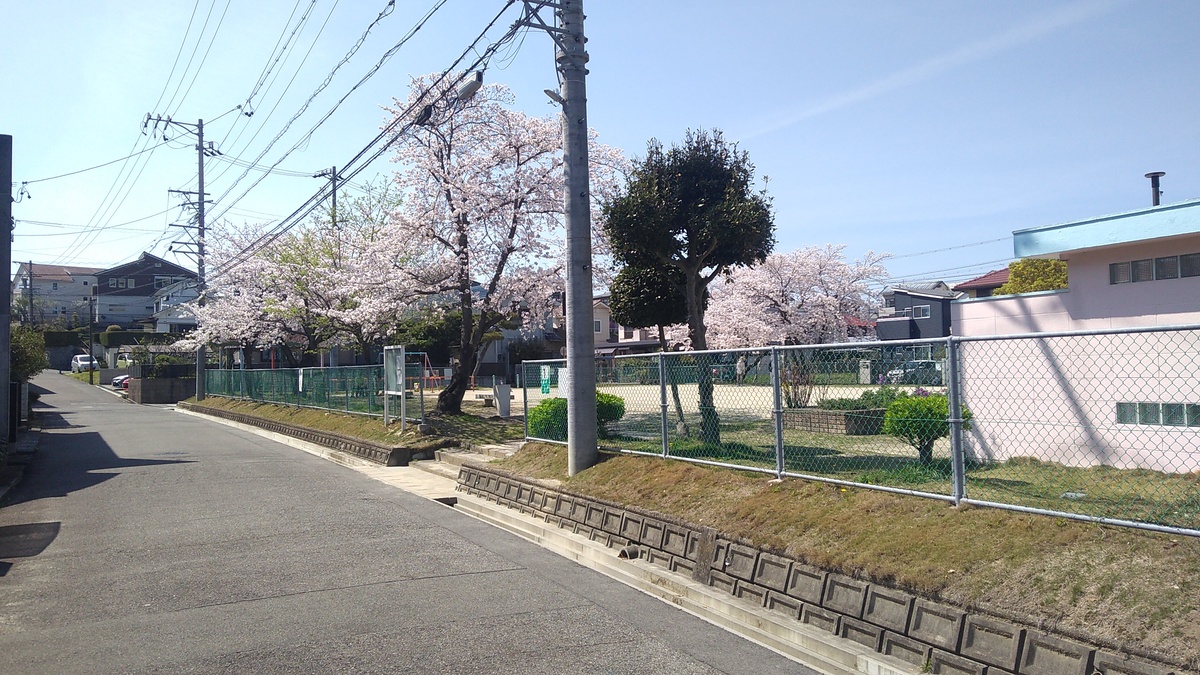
[522, 325, 1200, 535]
[206, 363, 427, 421]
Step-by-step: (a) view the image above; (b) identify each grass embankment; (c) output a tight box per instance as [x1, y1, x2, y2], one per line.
[184, 396, 1200, 667]
[189, 395, 524, 450]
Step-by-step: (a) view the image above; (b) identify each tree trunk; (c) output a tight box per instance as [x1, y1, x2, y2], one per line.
[658, 325, 690, 438]
[684, 269, 721, 445]
[918, 440, 934, 465]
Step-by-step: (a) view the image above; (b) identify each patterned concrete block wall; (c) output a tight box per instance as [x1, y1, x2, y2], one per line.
[180, 403, 410, 465]
[457, 464, 1181, 675]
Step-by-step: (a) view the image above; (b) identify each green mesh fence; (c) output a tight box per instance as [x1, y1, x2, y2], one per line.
[523, 327, 1200, 535]
[206, 365, 392, 417]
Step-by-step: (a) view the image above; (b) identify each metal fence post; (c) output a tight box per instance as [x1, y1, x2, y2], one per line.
[522, 362, 530, 440]
[771, 347, 785, 478]
[658, 352, 670, 458]
[946, 337, 966, 504]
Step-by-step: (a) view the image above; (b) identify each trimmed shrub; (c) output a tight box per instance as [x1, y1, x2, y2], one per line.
[882, 394, 971, 464]
[528, 398, 568, 441]
[819, 386, 908, 411]
[596, 392, 626, 427]
[528, 392, 628, 441]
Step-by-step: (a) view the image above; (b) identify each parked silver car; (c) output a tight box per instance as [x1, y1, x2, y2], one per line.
[71, 355, 98, 373]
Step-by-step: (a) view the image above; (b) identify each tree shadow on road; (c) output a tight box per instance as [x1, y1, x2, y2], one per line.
[3, 409, 194, 509]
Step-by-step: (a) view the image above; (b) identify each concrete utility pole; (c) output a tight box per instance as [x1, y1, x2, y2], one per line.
[27, 260, 34, 327]
[556, 0, 598, 475]
[1, 135, 12, 448]
[148, 114, 209, 399]
[314, 166, 339, 264]
[195, 118, 207, 401]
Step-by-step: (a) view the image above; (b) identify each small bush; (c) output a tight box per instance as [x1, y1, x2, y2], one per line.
[596, 392, 626, 427]
[883, 394, 971, 464]
[819, 386, 908, 411]
[528, 398, 568, 440]
[528, 392, 628, 441]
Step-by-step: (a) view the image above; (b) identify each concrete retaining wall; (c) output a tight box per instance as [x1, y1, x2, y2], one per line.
[178, 402, 412, 466]
[129, 377, 195, 404]
[457, 463, 1182, 675]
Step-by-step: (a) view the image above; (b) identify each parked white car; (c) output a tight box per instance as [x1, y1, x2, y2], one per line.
[71, 355, 98, 373]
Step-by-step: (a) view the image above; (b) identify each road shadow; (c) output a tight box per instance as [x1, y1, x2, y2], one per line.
[0, 522, 62, 576]
[3, 412, 194, 508]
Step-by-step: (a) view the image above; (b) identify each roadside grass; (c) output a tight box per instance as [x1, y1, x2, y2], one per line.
[178, 395, 1200, 665]
[186, 395, 525, 450]
[496, 443, 1200, 665]
[65, 371, 104, 384]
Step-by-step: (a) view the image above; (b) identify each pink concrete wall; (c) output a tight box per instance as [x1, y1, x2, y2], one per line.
[958, 331, 1200, 472]
[951, 234, 1200, 472]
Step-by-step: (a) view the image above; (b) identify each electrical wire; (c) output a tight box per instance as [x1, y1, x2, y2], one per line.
[200, 0, 343, 192]
[208, 1, 521, 282]
[19, 141, 172, 185]
[204, 0, 403, 219]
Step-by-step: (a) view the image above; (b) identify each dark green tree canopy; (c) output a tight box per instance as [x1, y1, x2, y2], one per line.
[603, 128, 774, 352]
[604, 129, 774, 274]
[607, 265, 688, 331]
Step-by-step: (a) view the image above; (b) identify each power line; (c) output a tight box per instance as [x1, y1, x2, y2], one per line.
[208, 2, 521, 282]
[200, 0, 344, 192]
[888, 236, 1010, 260]
[18, 141, 172, 185]
[205, 0, 405, 222]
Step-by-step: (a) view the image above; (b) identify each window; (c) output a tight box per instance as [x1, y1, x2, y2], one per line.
[912, 305, 931, 319]
[1109, 262, 1131, 284]
[109, 278, 117, 288]
[52, 282, 59, 290]
[1131, 259, 1153, 282]
[623, 326, 633, 339]
[1182, 253, 1200, 278]
[593, 320, 601, 333]
[1155, 256, 1179, 280]
[1163, 404, 1186, 427]
[1113, 253, 1200, 284]
[1118, 401, 1200, 427]
[1116, 403, 1138, 424]
[1138, 402, 1160, 424]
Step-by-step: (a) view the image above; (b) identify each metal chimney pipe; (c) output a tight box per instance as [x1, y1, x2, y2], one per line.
[1145, 171, 1165, 206]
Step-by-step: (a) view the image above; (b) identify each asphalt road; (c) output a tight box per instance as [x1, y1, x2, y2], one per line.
[0, 374, 814, 674]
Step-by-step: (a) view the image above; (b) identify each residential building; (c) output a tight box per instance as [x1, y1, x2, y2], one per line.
[136, 279, 199, 333]
[875, 282, 961, 340]
[11, 263, 101, 326]
[94, 253, 197, 329]
[952, 268, 1010, 299]
[950, 198, 1200, 473]
[954, 198, 1200, 334]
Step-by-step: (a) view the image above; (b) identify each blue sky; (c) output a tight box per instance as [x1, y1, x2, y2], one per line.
[5, 0, 1199, 289]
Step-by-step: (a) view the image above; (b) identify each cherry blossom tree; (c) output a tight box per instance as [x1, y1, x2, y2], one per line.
[706, 245, 889, 407]
[385, 74, 622, 414]
[707, 245, 889, 348]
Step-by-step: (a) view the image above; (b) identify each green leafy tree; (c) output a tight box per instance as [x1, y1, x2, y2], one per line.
[603, 129, 774, 443]
[11, 326, 50, 382]
[995, 258, 1068, 294]
[608, 264, 693, 435]
[883, 394, 971, 464]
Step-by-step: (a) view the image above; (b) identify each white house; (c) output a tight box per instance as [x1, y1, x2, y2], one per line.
[951, 198, 1200, 472]
[11, 263, 101, 326]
